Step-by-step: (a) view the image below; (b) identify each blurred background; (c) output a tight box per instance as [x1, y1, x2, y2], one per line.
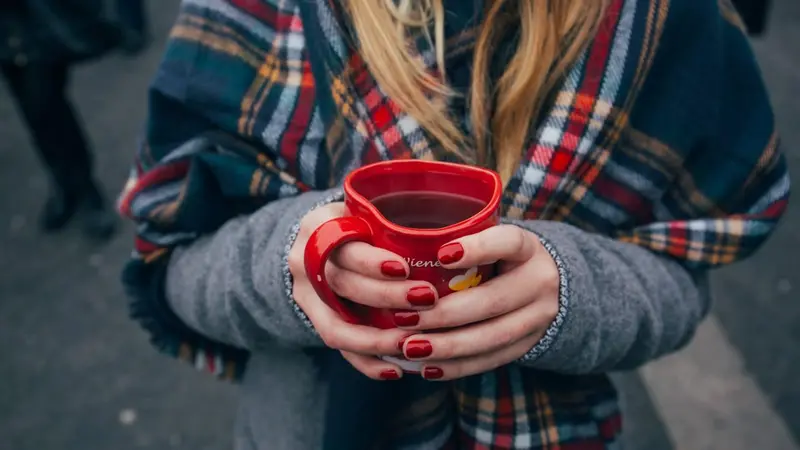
[0, 1, 797, 449]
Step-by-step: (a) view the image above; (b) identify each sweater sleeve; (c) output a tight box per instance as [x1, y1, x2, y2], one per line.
[511, 220, 710, 374]
[165, 190, 342, 351]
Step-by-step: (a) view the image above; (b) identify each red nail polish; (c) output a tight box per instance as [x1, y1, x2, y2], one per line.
[407, 286, 436, 306]
[405, 340, 433, 359]
[438, 242, 464, 265]
[397, 336, 409, 352]
[381, 261, 407, 278]
[423, 367, 444, 380]
[393, 311, 420, 327]
[379, 369, 401, 380]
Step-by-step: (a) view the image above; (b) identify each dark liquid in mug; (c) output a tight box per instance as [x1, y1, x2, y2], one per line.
[371, 191, 487, 229]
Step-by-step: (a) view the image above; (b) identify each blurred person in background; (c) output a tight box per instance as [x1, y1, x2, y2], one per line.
[119, 1, 790, 449]
[116, 0, 149, 54]
[733, 0, 772, 36]
[0, 0, 119, 239]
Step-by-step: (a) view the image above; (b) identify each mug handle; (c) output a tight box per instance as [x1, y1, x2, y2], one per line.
[304, 216, 374, 325]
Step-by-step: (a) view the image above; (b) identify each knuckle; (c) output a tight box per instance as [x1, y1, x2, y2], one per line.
[343, 245, 373, 273]
[319, 329, 341, 350]
[378, 283, 396, 308]
[438, 366, 458, 381]
[474, 232, 490, 257]
[363, 371, 383, 381]
[298, 210, 320, 232]
[291, 285, 309, 308]
[362, 337, 383, 356]
[326, 266, 347, 295]
[484, 292, 508, 318]
[541, 298, 561, 322]
[417, 309, 441, 329]
[546, 262, 560, 286]
[496, 327, 517, 348]
[488, 358, 505, 372]
[539, 262, 560, 296]
[510, 227, 527, 254]
[287, 248, 304, 277]
[432, 339, 453, 359]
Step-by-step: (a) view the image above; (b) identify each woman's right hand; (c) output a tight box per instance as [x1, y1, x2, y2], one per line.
[287, 202, 439, 380]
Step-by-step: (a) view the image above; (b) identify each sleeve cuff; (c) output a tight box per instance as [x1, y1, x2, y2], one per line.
[514, 232, 572, 366]
[282, 189, 345, 333]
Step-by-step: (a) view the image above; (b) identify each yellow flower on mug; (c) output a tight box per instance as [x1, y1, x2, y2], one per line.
[448, 267, 482, 292]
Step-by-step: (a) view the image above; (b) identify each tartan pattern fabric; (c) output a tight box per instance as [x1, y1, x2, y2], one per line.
[119, 0, 790, 448]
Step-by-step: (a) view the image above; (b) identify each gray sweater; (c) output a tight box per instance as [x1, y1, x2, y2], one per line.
[165, 189, 709, 450]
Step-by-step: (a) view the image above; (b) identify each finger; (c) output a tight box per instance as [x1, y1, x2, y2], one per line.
[298, 202, 347, 238]
[401, 298, 558, 362]
[340, 351, 404, 381]
[407, 267, 531, 330]
[419, 334, 540, 381]
[326, 262, 438, 310]
[407, 256, 558, 330]
[331, 241, 409, 280]
[437, 225, 536, 269]
[289, 202, 347, 279]
[293, 281, 409, 356]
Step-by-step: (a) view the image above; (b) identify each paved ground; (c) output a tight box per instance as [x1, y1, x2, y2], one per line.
[0, 2, 798, 449]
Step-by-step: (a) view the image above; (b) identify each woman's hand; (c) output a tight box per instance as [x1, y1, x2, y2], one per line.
[396, 225, 561, 380]
[287, 203, 438, 380]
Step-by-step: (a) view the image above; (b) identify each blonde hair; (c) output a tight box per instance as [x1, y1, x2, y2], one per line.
[343, 0, 610, 182]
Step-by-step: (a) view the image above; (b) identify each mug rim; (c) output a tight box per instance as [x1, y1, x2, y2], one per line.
[343, 160, 503, 237]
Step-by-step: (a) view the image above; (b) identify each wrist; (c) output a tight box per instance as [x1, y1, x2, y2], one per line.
[282, 190, 345, 332]
[510, 227, 571, 366]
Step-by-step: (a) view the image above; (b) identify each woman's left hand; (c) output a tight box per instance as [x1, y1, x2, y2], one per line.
[397, 225, 561, 380]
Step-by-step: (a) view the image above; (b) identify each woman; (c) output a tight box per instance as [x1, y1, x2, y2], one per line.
[119, 0, 789, 449]
[1, 0, 119, 238]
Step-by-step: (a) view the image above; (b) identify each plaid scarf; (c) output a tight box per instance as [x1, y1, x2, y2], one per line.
[119, 0, 789, 448]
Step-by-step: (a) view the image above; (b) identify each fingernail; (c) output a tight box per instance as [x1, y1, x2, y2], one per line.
[407, 286, 436, 306]
[381, 261, 407, 278]
[379, 369, 401, 380]
[438, 242, 464, 265]
[405, 340, 433, 359]
[393, 311, 420, 327]
[423, 367, 444, 380]
[397, 336, 409, 352]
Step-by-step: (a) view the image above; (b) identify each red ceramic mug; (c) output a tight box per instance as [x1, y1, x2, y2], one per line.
[304, 160, 502, 371]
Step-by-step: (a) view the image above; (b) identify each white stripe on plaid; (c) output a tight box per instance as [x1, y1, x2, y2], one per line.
[457, 370, 500, 446]
[185, 0, 281, 44]
[506, 54, 585, 217]
[510, 367, 534, 449]
[749, 172, 791, 214]
[297, 109, 325, 185]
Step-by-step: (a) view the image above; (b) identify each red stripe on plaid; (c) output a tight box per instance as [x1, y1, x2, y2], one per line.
[592, 174, 651, 219]
[762, 199, 790, 218]
[118, 160, 190, 218]
[666, 223, 690, 258]
[134, 237, 161, 255]
[279, 62, 317, 177]
[493, 371, 516, 448]
[527, 0, 625, 215]
[599, 412, 623, 439]
[227, 0, 289, 28]
[206, 351, 216, 373]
